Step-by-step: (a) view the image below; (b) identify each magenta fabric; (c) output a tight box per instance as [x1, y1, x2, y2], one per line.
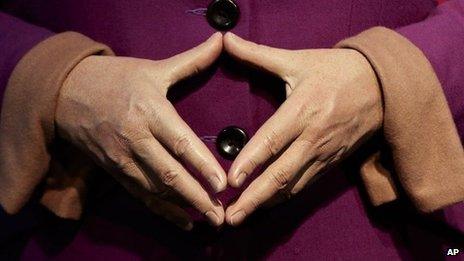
[0, 0, 463, 259]
[0, 12, 52, 113]
[397, 0, 464, 235]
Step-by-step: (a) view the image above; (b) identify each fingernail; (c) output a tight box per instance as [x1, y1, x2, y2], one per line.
[209, 176, 225, 193]
[205, 211, 221, 227]
[235, 172, 247, 187]
[214, 198, 223, 207]
[230, 210, 246, 226]
[210, 32, 222, 39]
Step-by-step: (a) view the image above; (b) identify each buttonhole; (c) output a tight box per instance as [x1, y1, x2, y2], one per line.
[185, 8, 208, 16]
[201, 135, 217, 143]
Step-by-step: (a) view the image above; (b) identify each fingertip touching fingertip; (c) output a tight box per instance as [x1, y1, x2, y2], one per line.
[209, 31, 223, 41]
[223, 32, 239, 50]
[223, 31, 237, 39]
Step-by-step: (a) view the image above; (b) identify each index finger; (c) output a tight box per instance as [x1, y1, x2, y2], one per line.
[223, 32, 294, 81]
[130, 137, 225, 226]
[228, 100, 303, 187]
[150, 101, 227, 192]
[226, 135, 319, 226]
[162, 32, 223, 87]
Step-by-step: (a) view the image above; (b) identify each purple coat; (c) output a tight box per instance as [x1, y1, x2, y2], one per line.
[1, 0, 464, 260]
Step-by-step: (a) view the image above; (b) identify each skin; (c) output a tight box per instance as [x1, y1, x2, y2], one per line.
[55, 32, 382, 229]
[55, 33, 226, 230]
[223, 33, 383, 226]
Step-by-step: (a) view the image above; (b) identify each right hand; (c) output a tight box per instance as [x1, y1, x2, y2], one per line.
[55, 33, 226, 229]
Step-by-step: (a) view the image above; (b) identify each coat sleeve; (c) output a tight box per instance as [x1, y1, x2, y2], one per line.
[0, 12, 53, 109]
[0, 12, 114, 218]
[396, 0, 464, 233]
[336, 0, 464, 223]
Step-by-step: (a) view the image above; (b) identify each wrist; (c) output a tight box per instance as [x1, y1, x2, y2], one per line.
[0, 31, 113, 215]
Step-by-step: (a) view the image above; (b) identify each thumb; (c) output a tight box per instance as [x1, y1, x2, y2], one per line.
[163, 32, 223, 86]
[223, 32, 293, 81]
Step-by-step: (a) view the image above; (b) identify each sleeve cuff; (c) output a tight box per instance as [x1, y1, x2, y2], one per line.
[336, 27, 464, 212]
[0, 32, 114, 217]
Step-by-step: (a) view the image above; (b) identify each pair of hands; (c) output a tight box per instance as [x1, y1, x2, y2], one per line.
[55, 32, 382, 230]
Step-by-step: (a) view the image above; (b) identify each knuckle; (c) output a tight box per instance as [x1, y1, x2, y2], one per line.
[247, 156, 259, 170]
[147, 109, 161, 129]
[159, 169, 179, 187]
[117, 160, 137, 177]
[173, 134, 193, 158]
[131, 99, 166, 130]
[191, 64, 201, 76]
[105, 148, 132, 170]
[126, 102, 157, 127]
[118, 121, 150, 145]
[294, 102, 318, 126]
[145, 101, 165, 127]
[269, 169, 290, 190]
[128, 135, 151, 147]
[94, 123, 131, 156]
[119, 160, 135, 172]
[293, 138, 316, 154]
[127, 136, 153, 154]
[263, 130, 281, 157]
[132, 101, 152, 117]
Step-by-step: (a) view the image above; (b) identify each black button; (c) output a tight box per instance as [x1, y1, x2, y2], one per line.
[206, 0, 240, 31]
[216, 126, 248, 160]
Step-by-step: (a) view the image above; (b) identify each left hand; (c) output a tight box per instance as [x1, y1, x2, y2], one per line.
[223, 33, 383, 226]
[55, 33, 226, 229]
